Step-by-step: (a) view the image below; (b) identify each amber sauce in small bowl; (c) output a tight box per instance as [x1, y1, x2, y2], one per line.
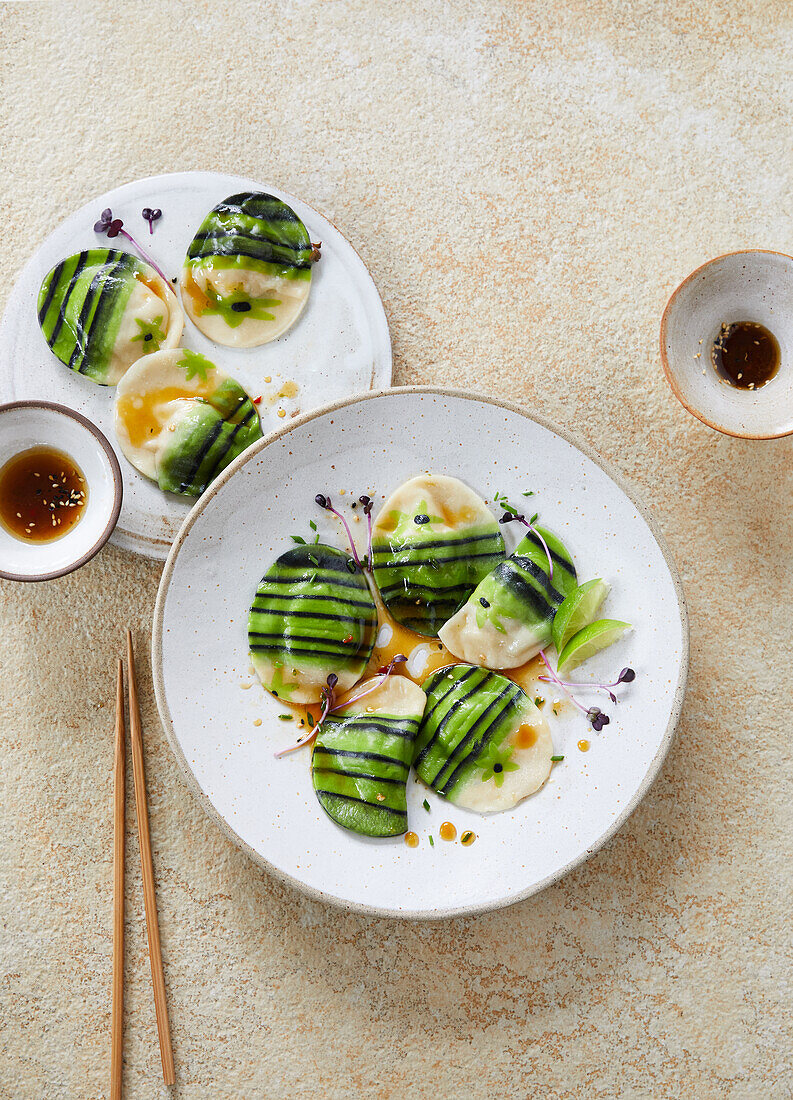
[0, 446, 88, 543]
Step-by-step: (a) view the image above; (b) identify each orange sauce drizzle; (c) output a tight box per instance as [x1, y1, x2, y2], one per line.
[116, 383, 212, 447]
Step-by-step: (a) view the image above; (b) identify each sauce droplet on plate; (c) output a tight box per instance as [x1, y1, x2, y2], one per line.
[404, 831, 419, 848]
[578, 739, 590, 752]
[460, 830, 476, 846]
[439, 821, 457, 841]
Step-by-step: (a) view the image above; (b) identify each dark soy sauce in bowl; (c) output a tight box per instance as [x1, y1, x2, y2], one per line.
[711, 321, 781, 390]
[0, 446, 88, 543]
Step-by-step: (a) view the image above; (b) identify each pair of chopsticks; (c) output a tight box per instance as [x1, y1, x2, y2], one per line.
[111, 631, 175, 1097]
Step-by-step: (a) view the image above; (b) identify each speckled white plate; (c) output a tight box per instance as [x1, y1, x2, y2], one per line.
[0, 172, 391, 558]
[153, 389, 688, 918]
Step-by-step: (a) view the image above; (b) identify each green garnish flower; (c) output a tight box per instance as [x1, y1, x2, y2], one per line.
[200, 285, 281, 328]
[268, 664, 298, 701]
[178, 348, 214, 382]
[384, 499, 444, 539]
[130, 315, 166, 353]
[476, 740, 519, 787]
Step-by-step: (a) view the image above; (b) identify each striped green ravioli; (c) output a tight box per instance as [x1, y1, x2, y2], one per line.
[249, 544, 377, 704]
[372, 474, 505, 637]
[439, 527, 577, 669]
[114, 348, 262, 497]
[312, 676, 426, 837]
[37, 248, 183, 385]
[180, 192, 320, 348]
[414, 663, 552, 811]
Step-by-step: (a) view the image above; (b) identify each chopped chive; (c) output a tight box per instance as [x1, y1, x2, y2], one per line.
[306, 712, 315, 726]
[309, 520, 317, 531]
[551, 754, 564, 762]
[278, 714, 293, 721]
[429, 835, 434, 846]
[422, 798, 430, 812]
[461, 831, 474, 843]
[529, 512, 539, 524]
[534, 697, 544, 707]
[522, 490, 535, 497]
[291, 534, 307, 544]
[308, 553, 319, 565]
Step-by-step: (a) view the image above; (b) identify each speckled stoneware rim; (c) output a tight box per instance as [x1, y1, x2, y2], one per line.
[152, 386, 689, 920]
[0, 399, 123, 582]
[659, 248, 793, 439]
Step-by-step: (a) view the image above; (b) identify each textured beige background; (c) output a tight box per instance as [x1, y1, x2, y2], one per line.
[1, 1, 791, 1097]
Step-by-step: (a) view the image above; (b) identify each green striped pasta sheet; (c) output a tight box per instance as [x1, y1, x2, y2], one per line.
[249, 544, 377, 704]
[180, 192, 319, 348]
[414, 663, 553, 812]
[37, 248, 183, 385]
[439, 527, 577, 669]
[113, 348, 262, 496]
[371, 474, 505, 637]
[313, 676, 427, 837]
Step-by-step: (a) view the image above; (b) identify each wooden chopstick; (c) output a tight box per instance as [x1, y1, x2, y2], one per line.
[126, 629, 176, 1086]
[111, 658, 126, 1100]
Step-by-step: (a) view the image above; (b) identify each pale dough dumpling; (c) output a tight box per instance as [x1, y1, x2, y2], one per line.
[180, 192, 320, 348]
[248, 544, 378, 705]
[439, 527, 578, 669]
[371, 474, 505, 637]
[37, 248, 183, 385]
[413, 663, 553, 813]
[114, 348, 262, 496]
[313, 676, 427, 837]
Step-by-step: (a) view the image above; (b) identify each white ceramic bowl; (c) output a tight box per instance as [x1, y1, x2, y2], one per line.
[0, 401, 122, 581]
[153, 388, 688, 918]
[660, 250, 793, 438]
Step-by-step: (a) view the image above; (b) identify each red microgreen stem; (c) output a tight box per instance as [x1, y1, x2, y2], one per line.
[358, 495, 374, 572]
[116, 227, 170, 284]
[94, 208, 170, 285]
[274, 674, 337, 758]
[538, 650, 589, 715]
[315, 495, 363, 572]
[498, 502, 553, 581]
[336, 654, 406, 709]
[274, 656, 407, 758]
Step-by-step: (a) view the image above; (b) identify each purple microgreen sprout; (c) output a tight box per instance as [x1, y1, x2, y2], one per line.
[335, 653, 406, 710]
[539, 653, 636, 730]
[358, 495, 374, 570]
[141, 207, 162, 234]
[274, 656, 407, 758]
[93, 208, 170, 284]
[497, 500, 554, 581]
[538, 665, 636, 706]
[315, 494, 363, 572]
[274, 673, 337, 758]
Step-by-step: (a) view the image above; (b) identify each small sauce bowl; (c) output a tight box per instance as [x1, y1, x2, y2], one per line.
[660, 249, 793, 438]
[0, 401, 122, 581]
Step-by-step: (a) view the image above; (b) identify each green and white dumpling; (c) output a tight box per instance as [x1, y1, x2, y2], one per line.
[413, 664, 553, 813]
[313, 676, 426, 837]
[439, 527, 577, 668]
[180, 192, 320, 347]
[371, 475, 505, 637]
[37, 248, 183, 385]
[114, 348, 262, 496]
[248, 544, 377, 704]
